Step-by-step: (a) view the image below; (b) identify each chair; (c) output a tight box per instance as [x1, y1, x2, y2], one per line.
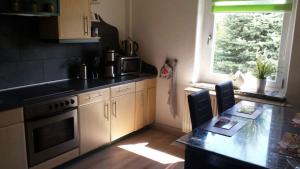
[215, 81, 235, 114]
[188, 89, 213, 130]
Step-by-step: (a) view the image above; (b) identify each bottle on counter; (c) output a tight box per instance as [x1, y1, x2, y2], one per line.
[80, 64, 87, 80]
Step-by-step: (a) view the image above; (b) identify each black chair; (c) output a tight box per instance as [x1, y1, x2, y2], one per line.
[215, 81, 235, 114]
[188, 89, 213, 130]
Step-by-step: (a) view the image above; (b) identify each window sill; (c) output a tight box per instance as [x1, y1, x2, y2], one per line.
[189, 82, 286, 103]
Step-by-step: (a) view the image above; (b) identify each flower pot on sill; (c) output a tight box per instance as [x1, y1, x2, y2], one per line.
[257, 79, 267, 93]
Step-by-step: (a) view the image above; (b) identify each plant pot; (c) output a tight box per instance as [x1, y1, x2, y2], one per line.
[257, 79, 267, 93]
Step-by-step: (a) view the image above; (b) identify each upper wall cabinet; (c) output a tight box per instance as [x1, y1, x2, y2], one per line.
[39, 0, 99, 43]
[0, 0, 60, 17]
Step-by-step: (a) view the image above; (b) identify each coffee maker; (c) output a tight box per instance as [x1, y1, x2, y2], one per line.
[104, 50, 118, 78]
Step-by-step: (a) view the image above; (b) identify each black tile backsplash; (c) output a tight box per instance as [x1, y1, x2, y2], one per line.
[0, 15, 119, 90]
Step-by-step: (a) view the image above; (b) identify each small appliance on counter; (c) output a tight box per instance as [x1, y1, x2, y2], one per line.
[117, 55, 141, 76]
[121, 38, 139, 57]
[104, 50, 118, 78]
[117, 38, 141, 76]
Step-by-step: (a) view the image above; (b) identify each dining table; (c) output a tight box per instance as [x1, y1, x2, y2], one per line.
[177, 100, 300, 169]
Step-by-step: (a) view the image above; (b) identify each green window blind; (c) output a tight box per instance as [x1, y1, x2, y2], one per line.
[212, 0, 293, 12]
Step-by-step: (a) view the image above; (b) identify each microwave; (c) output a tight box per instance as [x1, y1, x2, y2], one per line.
[117, 56, 141, 76]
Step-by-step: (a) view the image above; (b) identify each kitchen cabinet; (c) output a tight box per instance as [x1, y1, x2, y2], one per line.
[0, 108, 28, 169]
[78, 89, 110, 155]
[40, 0, 99, 42]
[0, 0, 60, 17]
[111, 83, 135, 141]
[135, 81, 146, 131]
[146, 78, 157, 125]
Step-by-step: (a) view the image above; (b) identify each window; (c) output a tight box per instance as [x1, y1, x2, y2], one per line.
[213, 12, 284, 81]
[197, 0, 296, 90]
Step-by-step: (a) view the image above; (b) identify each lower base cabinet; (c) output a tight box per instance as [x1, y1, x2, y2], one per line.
[0, 123, 28, 169]
[78, 89, 111, 155]
[111, 93, 135, 141]
[145, 78, 157, 125]
[147, 87, 156, 125]
[135, 91, 146, 130]
[79, 101, 110, 155]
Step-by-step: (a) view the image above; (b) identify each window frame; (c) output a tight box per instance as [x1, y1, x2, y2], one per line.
[198, 0, 296, 91]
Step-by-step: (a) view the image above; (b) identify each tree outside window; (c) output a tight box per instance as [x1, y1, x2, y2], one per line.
[212, 13, 284, 81]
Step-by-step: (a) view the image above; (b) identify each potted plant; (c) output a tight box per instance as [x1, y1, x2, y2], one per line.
[254, 58, 276, 93]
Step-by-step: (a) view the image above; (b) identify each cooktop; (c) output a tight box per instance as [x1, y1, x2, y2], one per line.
[19, 84, 74, 102]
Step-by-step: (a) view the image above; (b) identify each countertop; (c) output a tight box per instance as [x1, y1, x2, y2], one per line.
[0, 73, 157, 112]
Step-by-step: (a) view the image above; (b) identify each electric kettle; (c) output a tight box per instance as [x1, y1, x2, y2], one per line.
[121, 39, 139, 57]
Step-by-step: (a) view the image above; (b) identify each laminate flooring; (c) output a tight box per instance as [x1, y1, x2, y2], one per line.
[57, 125, 185, 169]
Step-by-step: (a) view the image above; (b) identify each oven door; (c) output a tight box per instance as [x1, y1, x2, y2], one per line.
[26, 109, 79, 167]
[120, 57, 141, 75]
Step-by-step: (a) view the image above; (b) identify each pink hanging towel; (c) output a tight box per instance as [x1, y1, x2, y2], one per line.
[159, 58, 178, 118]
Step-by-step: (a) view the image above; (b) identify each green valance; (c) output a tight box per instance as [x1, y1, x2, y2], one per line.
[212, 0, 293, 12]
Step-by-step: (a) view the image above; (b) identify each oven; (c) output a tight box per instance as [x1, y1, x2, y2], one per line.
[24, 96, 79, 167]
[117, 56, 141, 76]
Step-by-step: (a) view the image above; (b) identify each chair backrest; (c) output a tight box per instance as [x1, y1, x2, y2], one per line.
[215, 81, 235, 114]
[188, 89, 213, 130]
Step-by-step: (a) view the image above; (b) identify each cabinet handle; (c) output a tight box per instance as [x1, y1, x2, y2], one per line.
[105, 104, 109, 120]
[86, 16, 89, 36]
[88, 93, 102, 100]
[83, 16, 88, 36]
[83, 16, 86, 36]
[114, 101, 117, 118]
[104, 104, 107, 119]
[118, 88, 129, 93]
[112, 101, 116, 117]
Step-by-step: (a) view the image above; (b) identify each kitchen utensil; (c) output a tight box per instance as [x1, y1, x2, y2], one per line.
[80, 64, 87, 80]
[121, 39, 139, 57]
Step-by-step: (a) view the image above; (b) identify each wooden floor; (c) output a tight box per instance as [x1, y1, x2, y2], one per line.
[57, 125, 186, 169]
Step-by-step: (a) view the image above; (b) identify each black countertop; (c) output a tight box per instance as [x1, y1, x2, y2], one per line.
[0, 73, 157, 111]
[177, 101, 299, 169]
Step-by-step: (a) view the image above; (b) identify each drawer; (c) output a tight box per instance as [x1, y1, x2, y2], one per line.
[146, 78, 157, 88]
[79, 88, 110, 106]
[111, 83, 136, 98]
[0, 108, 23, 128]
[136, 80, 146, 92]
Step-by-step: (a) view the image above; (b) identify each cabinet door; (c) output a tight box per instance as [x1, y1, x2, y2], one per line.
[135, 91, 146, 130]
[146, 87, 156, 125]
[59, 0, 90, 39]
[111, 93, 135, 141]
[79, 100, 110, 155]
[0, 123, 28, 169]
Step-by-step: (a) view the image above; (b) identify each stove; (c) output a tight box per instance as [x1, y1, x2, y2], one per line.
[24, 95, 79, 167]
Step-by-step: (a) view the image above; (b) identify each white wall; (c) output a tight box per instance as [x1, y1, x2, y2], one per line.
[91, 0, 130, 40]
[131, 0, 199, 128]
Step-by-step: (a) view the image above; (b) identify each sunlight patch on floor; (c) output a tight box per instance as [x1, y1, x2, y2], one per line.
[118, 142, 184, 164]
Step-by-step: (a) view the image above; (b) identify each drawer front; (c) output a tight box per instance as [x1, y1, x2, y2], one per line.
[0, 108, 23, 128]
[79, 88, 110, 106]
[147, 78, 157, 88]
[136, 80, 146, 92]
[111, 83, 136, 98]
